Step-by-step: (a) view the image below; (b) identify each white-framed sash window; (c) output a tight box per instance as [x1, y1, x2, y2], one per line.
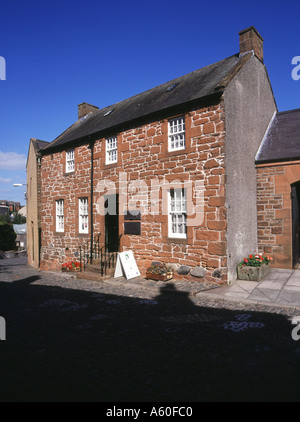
[168, 116, 185, 151]
[56, 199, 64, 232]
[79, 198, 89, 234]
[66, 149, 75, 173]
[168, 188, 187, 238]
[106, 136, 118, 164]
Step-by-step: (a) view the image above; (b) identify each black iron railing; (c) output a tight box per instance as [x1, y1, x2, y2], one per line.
[99, 247, 118, 276]
[77, 232, 102, 271]
[77, 233, 121, 276]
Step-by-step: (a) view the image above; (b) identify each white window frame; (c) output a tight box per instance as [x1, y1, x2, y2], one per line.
[168, 116, 185, 152]
[106, 136, 118, 164]
[168, 188, 187, 239]
[66, 149, 75, 173]
[79, 198, 89, 234]
[56, 199, 64, 233]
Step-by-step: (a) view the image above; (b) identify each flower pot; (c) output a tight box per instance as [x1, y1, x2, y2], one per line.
[145, 272, 173, 281]
[237, 263, 271, 282]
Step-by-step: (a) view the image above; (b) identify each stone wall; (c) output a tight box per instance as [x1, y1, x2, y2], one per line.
[40, 101, 228, 282]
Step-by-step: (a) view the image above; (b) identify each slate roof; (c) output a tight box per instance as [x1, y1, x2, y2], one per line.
[26, 138, 50, 170]
[256, 108, 300, 163]
[32, 138, 49, 152]
[42, 53, 249, 152]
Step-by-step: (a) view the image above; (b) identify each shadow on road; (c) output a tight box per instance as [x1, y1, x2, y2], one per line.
[0, 262, 300, 402]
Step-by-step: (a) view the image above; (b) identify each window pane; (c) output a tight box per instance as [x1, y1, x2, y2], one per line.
[106, 137, 117, 163]
[66, 150, 75, 172]
[168, 117, 185, 151]
[169, 188, 187, 237]
[56, 200, 64, 232]
[79, 198, 88, 233]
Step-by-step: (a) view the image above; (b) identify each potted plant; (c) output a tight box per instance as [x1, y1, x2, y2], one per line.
[146, 263, 173, 281]
[237, 252, 273, 281]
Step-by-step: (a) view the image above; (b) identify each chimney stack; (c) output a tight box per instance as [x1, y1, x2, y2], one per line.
[78, 102, 99, 119]
[239, 26, 264, 63]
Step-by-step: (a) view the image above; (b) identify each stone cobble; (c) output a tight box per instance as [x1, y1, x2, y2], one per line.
[1, 257, 300, 402]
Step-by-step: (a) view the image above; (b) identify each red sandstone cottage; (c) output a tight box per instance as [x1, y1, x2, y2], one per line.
[32, 27, 281, 283]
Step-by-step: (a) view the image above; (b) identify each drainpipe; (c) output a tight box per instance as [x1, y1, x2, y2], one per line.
[89, 138, 95, 263]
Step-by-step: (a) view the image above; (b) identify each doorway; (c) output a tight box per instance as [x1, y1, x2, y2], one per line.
[104, 194, 119, 253]
[291, 182, 300, 267]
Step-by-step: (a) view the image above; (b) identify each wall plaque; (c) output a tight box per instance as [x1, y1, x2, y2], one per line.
[124, 221, 141, 235]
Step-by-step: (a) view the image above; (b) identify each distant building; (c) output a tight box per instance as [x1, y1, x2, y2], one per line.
[0, 206, 9, 217]
[9, 202, 21, 213]
[0, 200, 22, 213]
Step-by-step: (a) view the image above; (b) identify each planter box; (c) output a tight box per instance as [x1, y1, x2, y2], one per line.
[62, 267, 81, 273]
[145, 272, 173, 281]
[237, 264, 271, 282]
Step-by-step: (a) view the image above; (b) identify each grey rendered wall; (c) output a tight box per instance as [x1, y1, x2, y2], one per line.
[224, 55, 277, 282]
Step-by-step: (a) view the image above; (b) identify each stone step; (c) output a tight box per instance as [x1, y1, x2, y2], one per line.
[77, 260, 116, 281]
[84, 262, 115, 275]
[84, 263, 102, 273]
[76, 271, 116, 282]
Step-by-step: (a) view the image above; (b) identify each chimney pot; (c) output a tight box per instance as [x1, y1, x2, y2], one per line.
[239, 26, 264, 63]
[78, 102, 99, 119]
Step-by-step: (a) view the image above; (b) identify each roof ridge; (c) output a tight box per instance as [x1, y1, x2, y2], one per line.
[42, 53, 242, 152]
[277, 108, 300, 115]
[93, 53, 241, 116]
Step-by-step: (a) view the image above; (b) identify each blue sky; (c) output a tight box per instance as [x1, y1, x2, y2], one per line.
[1, 0, 300, 204]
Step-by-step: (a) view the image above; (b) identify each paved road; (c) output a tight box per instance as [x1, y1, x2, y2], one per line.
[1, 257, 300, 402]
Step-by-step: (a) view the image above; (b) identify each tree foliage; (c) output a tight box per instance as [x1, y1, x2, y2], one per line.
[0, 224, 16, 251]
[0, 214, 11, 225]
[12, 211, 26, 224]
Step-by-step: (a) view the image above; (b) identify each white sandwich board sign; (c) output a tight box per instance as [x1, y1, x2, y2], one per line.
[114, 250, 141, 280]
